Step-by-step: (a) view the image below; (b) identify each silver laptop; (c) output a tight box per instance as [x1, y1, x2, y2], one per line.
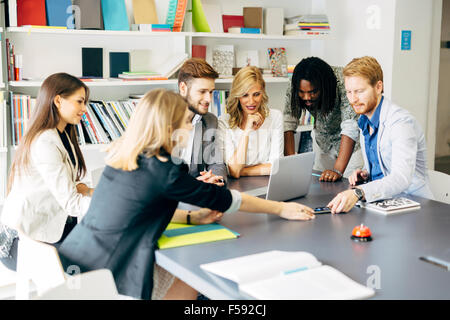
[247, 152, 315, 201]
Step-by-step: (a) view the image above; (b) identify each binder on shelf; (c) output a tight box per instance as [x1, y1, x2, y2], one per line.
[243, 7, 262, 30]
[109, 52, 130, 78]
[45, 0, 73, 29]
[73, 0, 104, 30]
[101, 0, 130, 31]
[131, 0, 158, 25]
[17, 0, 47, 27]
[222, 15, 244, 33]
[82, 48, 103, 78]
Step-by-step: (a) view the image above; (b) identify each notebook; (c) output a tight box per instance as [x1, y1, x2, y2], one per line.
[101, 0, 130, 31]
[360, 197, 421, 215]
[201, 250, 375, 300]
[45, 0, 73, 28]
[158, 223, 239, 249]
[17, 0, 47, 27]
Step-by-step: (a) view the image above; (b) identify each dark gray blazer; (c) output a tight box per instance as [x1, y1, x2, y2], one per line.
[188, 112, 228, 184]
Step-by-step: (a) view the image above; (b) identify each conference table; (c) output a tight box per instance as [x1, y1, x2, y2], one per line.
[155, 174, 450, 300]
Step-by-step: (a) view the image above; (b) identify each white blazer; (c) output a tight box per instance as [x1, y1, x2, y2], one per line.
[359, 97, 434, 202]
[1, 129, 91, 243]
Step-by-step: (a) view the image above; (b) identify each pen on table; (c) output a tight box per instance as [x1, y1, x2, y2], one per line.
[419, 256, 450, 271]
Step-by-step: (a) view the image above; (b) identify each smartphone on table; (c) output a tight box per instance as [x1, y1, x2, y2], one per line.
[314, 207, 332, 214]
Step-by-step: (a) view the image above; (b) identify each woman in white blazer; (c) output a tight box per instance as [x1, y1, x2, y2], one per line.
[0, 73, 93, 271]
[218, 66, 284, 178]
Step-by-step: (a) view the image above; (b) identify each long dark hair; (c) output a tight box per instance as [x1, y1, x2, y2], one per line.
[8, 73, 89, 193]
[290, 57, 337, 119]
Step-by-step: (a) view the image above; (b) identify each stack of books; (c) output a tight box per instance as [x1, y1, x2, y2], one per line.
[131, 24, 172, 32]
[118, 72, 168, 81]
[284, 14, 330, 36]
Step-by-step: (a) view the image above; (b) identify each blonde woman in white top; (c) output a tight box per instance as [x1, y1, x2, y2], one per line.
[0, 73, 93, 271]
[218, 66, 284, 178]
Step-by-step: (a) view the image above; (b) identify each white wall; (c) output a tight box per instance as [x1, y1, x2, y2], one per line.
[311, 0, 396, 98]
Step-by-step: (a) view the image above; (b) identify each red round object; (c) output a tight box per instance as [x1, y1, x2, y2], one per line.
[352, 224, 372, 238]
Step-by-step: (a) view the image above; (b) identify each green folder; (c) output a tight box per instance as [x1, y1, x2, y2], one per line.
[158, 223, 239, 249]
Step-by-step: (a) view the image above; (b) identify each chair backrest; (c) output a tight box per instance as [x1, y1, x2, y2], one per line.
[16, 234, 66, 299]
[427, 170, 450, 204]
[35, 269, 119, 300]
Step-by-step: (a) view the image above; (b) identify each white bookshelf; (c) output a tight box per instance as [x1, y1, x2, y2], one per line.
[6, 27, 329, 41]
[3, 1, 324, 188]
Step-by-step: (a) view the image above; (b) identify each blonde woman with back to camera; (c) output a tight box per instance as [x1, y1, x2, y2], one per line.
[57, 88, 314, 300]
[218, 66, 284, 178]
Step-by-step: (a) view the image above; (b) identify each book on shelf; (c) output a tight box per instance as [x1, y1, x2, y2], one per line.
[10, 93, 37, 145]
[76, 100, 138, 145]
[45, 0, 74, 29]
[101, 0, 130, 31]
[0, 92, 7, 148]
[192, 45, 206, 59]
[165, 0, 178, 27]
[200, 250, 375, 300]
[222, 15, 244, 33]
[209, 90, 229, 117]
[172, 0, 187, 32]
[119, 52, 187, 80]
[131, 0, 158, 25]
[17, 0, 47, 27]
[82, 47, 103, 78]
[359, 197, 421, 215]
[284, 14, 330, 35]
[73, 0, 104, 30]
[228, 27, 261, 34]
[109, 52, 130, 78]
[158, 222, 239, 249]
[129, 49, 152, 72]
[243, 7, 263, 30]
[264, 8, 284, 36]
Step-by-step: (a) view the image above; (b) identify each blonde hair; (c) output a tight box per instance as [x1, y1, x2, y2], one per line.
[343, 56, 384, 88]
[226, 66, 269, 129]
[106, 89, 187, 171]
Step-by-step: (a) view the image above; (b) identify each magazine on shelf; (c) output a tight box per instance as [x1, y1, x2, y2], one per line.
[200, 250, 375, 300]
[360, 197, 421, 215]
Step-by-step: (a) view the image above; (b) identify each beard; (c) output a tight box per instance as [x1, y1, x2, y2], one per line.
[185, 88, 209, 115]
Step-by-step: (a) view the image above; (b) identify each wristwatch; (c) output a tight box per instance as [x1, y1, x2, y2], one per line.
[353, 188, 364, 201]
